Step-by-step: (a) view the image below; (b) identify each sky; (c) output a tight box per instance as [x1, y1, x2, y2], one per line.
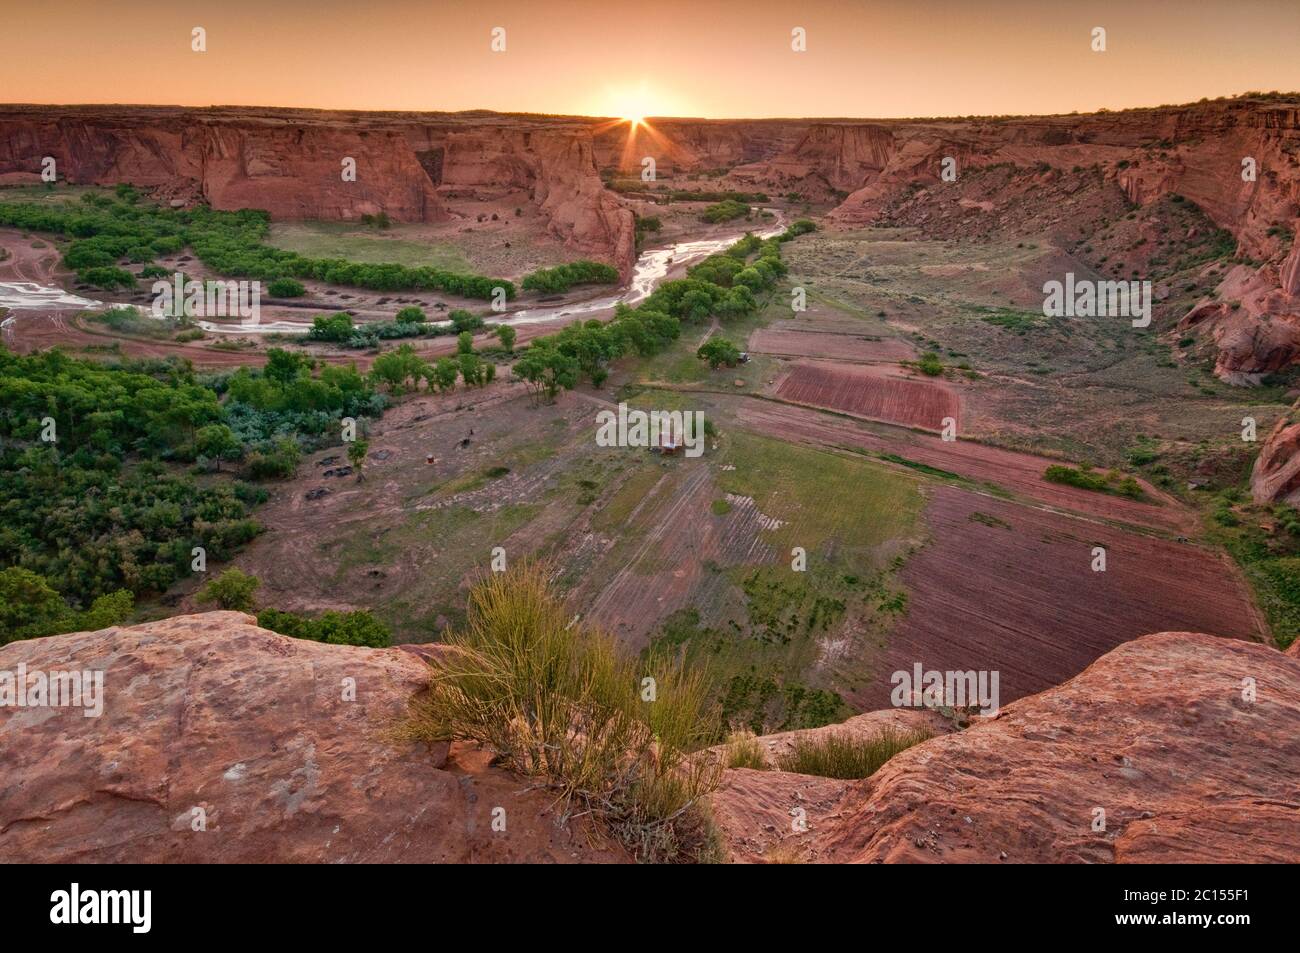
[2, 0, 1299, 119]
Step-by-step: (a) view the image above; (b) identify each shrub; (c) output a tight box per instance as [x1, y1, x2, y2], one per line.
[245, 437, 302, 479]
[698, 336, 742, 369]
[257, 607, 391, 647]
[449, 309, 485, 333]
[779, 219, 817, 241]
[1043, 464, 1145, 499]
[78, 266, 136, 290]
[196, 568, 261, 612]
[267, 277, 306, 297]
[401, 563, 722, 861]
[723, 731, 768, 770]
[700, 199, 750, 223]
[776, 726, 931, 779]
[915, 352, 944, 376]
[521, 260, 619, 294]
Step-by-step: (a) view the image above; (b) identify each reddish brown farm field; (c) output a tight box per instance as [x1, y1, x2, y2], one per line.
[749, 326, 916, 363]
[773, 360, 961, 431]
[854, 484, 1265, 710]
[727, 397, 1196, 534]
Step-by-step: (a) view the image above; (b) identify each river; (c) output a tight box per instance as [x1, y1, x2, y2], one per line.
[0, 212, 786, 336]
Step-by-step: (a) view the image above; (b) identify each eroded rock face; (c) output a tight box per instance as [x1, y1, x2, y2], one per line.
[713, 632, 1300, 863]
[1251, 402, 1300, 505]
[0, 612, 624, 863]
[3, 616, 1296, 863]
[0, 112, 444, 223]
[0, 105, 635, 274]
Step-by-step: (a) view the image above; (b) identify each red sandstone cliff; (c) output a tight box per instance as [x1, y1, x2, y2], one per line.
[1, 614, 1296, 863]
[717, 100, 1300, 384]
[0, 105, 635, 276]
[1252, 399, 1300, 505]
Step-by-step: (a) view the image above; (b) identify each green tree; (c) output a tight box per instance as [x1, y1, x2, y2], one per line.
[495, 324, 517, 352]
[196, 568, 261, 612]
[0, 567, 67, 644]
[697, 336, 742, 369]
[459, 352, 487, 387]
[195, 423, 242, 471]
[426, 357, 459, 393]
[347, 438, 369, 481]
[457, 330, 475, 355]
[512, 347, 578, 403]
[450, 309, 485, 334]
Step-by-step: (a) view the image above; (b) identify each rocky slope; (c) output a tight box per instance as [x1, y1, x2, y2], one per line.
[2, 615, 1296, 863]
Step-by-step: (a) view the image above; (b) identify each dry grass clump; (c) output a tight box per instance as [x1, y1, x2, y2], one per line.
[776, 726, 931, 780]
[723, 730, 769, 770]
[403, 562, 722, 862]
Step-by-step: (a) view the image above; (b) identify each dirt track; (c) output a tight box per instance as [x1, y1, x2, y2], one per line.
[749, 326, 915, 363]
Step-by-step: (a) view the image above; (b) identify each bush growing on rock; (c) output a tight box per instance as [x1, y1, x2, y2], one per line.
[402, 563, 722, 861]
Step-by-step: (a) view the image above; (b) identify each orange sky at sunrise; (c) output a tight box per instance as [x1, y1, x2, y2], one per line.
[2, 0, 1299, 119]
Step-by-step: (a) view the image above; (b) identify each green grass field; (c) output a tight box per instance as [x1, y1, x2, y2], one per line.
[266, 222, 473, 272]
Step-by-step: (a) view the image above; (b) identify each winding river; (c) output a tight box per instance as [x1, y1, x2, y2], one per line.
[0, 212, 786, 336]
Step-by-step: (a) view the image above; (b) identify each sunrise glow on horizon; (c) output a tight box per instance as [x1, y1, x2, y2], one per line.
[2, 0, 1299, 119]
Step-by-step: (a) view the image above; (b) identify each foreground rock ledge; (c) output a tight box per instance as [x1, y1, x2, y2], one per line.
[0, 612, 624, 863]
[2, 615, 1297, 863]
[714, 632, 1300, 863]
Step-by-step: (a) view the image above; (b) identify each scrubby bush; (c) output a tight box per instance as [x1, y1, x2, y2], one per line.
[267, 277, 306, 297]
[522, 260, 619, 293]
[700, 199, 750, 223]
[698, 336, 742, 369]
[779, 219, 817, 241]
[776, 726, 930, 779]
[401, 564, 721, 861]
[257, 607, 391, 647]
[1044, 464, 1144, 499]
[723, 731, 768, 770]
[196, 568, 261, 612]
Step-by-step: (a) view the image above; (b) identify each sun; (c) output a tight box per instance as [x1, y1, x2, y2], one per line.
[604, 81, 668, 128]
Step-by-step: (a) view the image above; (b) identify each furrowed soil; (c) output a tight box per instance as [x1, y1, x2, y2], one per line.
[867, 483, 1265, 710]
[772, 360, 961, 431]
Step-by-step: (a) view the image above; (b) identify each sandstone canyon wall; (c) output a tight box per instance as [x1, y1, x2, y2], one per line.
[1, 99, 1297, 364]
[602, 100, 1300, 383]
[0, 105, 636, 276]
